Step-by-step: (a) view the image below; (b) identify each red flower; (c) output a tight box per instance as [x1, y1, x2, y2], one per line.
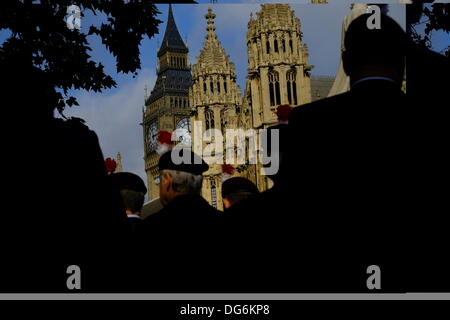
[158, 130, 173, 145]
[222, 164, 235, 175]
[105, 158, 117, 174]
[276, 104, 292, 122]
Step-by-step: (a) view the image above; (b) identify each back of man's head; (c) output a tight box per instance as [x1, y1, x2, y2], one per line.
[109, 172, 147, 215]
[120, 189, 145, 214]
[222, 177, 259, 209]
[343, 13, 407, 81]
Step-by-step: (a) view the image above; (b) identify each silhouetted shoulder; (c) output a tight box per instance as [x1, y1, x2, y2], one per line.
[50, 117, 99, 142]
[289, 92, 351, 124]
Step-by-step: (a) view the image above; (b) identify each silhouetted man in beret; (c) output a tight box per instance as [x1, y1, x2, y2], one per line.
[136, 148, 220, 291]
[110, 172, 148, 232]
[221, 177, 259, 210]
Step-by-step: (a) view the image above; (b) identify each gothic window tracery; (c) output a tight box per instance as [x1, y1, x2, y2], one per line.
[268, 71, 281, 107]
[210, 179, 217, 209]
[205, 109, 215, 131]
[287, 70, 298, 105]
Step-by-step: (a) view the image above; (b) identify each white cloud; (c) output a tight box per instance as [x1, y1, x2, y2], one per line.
[63, 68, 155, 190]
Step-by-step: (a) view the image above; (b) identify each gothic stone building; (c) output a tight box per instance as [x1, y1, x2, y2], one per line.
[143, 4, 334, 209]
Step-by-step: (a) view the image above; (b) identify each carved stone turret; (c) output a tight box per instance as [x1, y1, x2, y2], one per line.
[246, 4, 312, 130]
[189, 7, 249, 210]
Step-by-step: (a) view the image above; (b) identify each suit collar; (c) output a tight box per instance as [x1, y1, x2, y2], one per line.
[352, 76, 398, 87]
[350, 77, 403, 95]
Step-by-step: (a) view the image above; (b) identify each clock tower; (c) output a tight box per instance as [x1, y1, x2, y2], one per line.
[143, 4, 192, 200]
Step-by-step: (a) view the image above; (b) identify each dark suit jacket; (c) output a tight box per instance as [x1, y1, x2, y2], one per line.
[127, 216, 142, 233]
[279, 78, 449, 291]
[135, 194, 222, 291]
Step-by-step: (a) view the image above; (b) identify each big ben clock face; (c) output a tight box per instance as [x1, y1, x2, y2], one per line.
[147, 122, 158, 151]
[176, 118, 191, 146]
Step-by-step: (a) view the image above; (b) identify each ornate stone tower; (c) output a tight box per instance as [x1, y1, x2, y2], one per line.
[243, 4, 313, 191]
[143, 4, 192, 200]
[189, 7, 247, 210]
[246, 4, 312, 130]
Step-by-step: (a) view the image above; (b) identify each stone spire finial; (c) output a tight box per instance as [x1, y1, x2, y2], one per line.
[205, 6, 217, 41]
[116, 152, 123, 172]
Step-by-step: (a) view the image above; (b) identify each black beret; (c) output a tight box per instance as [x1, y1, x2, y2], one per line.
[109, 172, 147, 194]
[158, 149, 208, 175]
[222, 177, 259, 198]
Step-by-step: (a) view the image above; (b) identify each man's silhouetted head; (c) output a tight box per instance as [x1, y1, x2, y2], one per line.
[158, 149, 208, 206]
[222, 177, 259, 210]
[110, 172, 147, 216]
[343, 13, 407, 86]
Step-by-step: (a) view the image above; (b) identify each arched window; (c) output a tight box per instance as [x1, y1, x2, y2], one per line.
[217, 80, 221, 93]
[289, 39, 293, 52]
[266, 40, 270, 54]
[205, 109, 215, 131]
[287, 71, 298, 105]
[203, 82, 207, 94]
[210, 81, 214, 94]
[268, 71, 281, 107]
[274, 40, 278, 53]
[282, 39, 286, 52]
[210, 179, 217, 209]
[224, 81, 227, 93]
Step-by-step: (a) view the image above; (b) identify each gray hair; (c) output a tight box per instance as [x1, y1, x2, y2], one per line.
[161, 169, 203, 195]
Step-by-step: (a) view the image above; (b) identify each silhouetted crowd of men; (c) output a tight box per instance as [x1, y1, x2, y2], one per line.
[2, 13, 449, 293]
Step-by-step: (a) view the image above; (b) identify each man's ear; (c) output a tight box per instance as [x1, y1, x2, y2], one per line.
[164, 172, 173, 192]
[342, 50, 352, 77]
[223, 198, 231, 210]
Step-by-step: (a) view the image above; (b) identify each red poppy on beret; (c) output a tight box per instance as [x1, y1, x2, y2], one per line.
[105, 158, 117, 175]
[222, 163, 235, 175]
[276, 104, 292, 122]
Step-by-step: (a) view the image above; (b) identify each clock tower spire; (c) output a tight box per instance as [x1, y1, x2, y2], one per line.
[143, 4, 192, 200]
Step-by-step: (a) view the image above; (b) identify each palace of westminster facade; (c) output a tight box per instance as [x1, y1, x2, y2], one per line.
[142, 3, 334, 211]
